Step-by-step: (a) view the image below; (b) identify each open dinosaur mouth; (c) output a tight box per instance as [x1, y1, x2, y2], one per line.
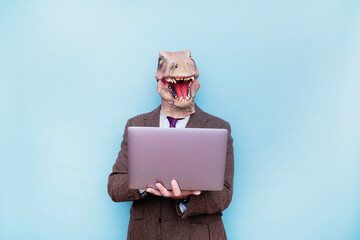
[162, 76, 195, 101]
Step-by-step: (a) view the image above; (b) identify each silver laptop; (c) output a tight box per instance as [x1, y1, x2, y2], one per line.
[127, 127, 228, 191]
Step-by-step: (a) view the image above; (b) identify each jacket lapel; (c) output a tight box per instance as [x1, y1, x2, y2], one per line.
[185, 104, 209, 128]
[143, 105, 161, 127]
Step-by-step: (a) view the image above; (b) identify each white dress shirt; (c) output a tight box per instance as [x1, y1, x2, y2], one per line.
[159, 110, 190, 128]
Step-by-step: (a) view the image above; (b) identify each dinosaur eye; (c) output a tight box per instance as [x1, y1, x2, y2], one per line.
[158, 56, 165, 65]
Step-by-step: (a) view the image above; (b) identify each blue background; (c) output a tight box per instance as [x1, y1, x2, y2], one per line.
[1, 1, 360, 239]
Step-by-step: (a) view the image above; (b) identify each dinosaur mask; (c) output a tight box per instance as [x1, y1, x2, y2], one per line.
[155, 50, 200, 118]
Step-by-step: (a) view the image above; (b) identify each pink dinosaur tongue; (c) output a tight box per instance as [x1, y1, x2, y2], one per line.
[173, 81, 189, 98]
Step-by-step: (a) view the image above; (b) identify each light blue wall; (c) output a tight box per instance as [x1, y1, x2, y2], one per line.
[1, 1, 359, 239]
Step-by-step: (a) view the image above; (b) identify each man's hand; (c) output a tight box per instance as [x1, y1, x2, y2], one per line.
[146, 179, 201, 200]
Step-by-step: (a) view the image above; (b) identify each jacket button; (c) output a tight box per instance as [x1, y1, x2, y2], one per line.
[158, 217, 162, 223]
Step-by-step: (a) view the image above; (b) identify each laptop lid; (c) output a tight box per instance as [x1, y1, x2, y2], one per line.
[127, 127, 228, 191]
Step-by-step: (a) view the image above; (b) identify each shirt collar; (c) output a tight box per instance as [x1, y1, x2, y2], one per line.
[160, 109, 191, 121]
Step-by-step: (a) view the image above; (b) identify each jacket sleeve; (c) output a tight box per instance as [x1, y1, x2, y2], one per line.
[180, 121, 234, 219]
[107, 119, 142, 202]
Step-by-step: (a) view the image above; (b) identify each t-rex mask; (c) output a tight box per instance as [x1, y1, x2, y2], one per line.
[155, 50, 200, 118]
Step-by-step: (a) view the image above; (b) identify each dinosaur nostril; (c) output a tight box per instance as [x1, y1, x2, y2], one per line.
[175, 64, 178, 68]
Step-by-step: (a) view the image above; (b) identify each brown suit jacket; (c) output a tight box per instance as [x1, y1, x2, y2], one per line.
[108, 105, 234, 240]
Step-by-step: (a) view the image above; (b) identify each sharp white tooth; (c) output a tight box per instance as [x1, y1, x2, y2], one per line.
[179, 96, 183, 101]
[173, 79, 176, 83]
[191, 76, 194, 80]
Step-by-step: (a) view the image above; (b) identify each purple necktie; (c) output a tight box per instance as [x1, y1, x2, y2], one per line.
[167, 117, 183, 128]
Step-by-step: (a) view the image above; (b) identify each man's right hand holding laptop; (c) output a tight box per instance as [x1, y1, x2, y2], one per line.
[146, 179, 201, 200]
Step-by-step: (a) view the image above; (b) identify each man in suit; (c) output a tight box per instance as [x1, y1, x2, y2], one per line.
[108, 50, 234, 239]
